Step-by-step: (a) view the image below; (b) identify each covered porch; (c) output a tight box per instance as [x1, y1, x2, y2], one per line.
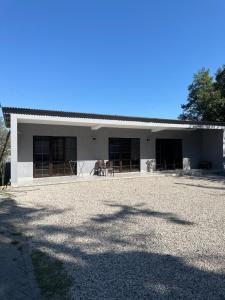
[3, 107, 224, 186]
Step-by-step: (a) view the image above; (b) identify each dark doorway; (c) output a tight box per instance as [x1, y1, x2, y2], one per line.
[109, 138, 140, 172]
[33, 136, 77, 177]
[156, 139, 183, 170]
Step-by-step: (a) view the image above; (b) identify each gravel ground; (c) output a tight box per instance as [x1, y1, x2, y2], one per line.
[9, 175, 225, 299]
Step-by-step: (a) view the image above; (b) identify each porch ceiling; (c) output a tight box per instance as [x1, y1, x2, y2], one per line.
[14, 113, 225, 131]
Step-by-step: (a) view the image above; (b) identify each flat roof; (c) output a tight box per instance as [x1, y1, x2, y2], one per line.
[2, 106, 225, 128]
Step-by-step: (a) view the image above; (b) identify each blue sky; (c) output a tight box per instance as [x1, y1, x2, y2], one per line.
[0, 0, 225, 119]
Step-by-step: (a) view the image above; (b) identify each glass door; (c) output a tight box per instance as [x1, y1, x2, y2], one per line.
[33, 136, 77, 177]
[52, 137, 65, 176]
[33, 137, 50, 177]
[109, 138, 140, 172]
[156, 139, 183, 170]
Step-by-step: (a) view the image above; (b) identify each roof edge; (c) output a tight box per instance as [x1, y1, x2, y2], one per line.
[2, 106, 225, 127]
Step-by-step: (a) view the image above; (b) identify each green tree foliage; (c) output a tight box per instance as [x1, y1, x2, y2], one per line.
[0, 116, 10, 161]
[179, 66, 225, 122]
[215, 66, 225, 98]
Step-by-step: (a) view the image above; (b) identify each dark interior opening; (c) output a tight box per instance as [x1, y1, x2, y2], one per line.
[156, 139, 183, 170]
[109, 138, 140, 172]
[33, 136, 77, 177]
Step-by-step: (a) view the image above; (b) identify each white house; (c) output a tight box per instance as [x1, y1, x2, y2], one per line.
[2, 107, 225, 185]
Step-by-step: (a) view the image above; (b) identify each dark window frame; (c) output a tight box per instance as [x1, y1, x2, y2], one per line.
[33, 136, 77, 178]
[156, 139, 183, 170]
[108, 137, 140, 173]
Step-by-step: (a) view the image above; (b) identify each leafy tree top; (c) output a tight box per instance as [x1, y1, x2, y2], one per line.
[179, 66, 225, 122]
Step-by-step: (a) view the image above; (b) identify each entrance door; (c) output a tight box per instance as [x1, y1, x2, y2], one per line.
[156, 139, 183, 170]
[109, 138, 140, 172]
[33, 136, 77, 177]
[52, 137, 64, 176]
[33, 137, 50, 177]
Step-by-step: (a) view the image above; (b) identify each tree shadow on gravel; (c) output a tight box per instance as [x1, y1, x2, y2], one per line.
[91, 202, 194, 225]
[1, 194, 225, 299]
[175, 182, 225, 191]
[177, 172, 225, 186]
[68, 250, 225, 299]
[0, 195, 67, 227]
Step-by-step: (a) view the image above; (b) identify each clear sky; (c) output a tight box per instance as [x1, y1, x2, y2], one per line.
[0, 0, 225, 119]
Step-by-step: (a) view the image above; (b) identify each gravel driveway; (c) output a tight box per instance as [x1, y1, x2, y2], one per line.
[10, 175, 225, 299]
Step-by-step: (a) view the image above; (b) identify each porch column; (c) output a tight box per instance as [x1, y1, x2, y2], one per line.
[11, 114, 18, 185]
[223, 130, 225, 170]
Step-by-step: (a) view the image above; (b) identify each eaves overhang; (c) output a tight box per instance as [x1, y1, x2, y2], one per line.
[2, 106, 225, 130]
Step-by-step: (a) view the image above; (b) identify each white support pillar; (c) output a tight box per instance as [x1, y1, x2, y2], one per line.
[11, 115, 18, 185]
[223, 130, 225, 170]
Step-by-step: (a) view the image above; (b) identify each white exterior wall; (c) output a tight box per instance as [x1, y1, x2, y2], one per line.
[15, 122, 224, 184]
[11, 115, 18, 184]
[17, 123, 152, 180]
[18, 123, 96, 180]
[202, 129, 224, 169]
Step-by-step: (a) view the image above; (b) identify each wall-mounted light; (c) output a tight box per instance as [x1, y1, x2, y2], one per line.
[146, 138, 150, 142]
[91, 135, 97, 141]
